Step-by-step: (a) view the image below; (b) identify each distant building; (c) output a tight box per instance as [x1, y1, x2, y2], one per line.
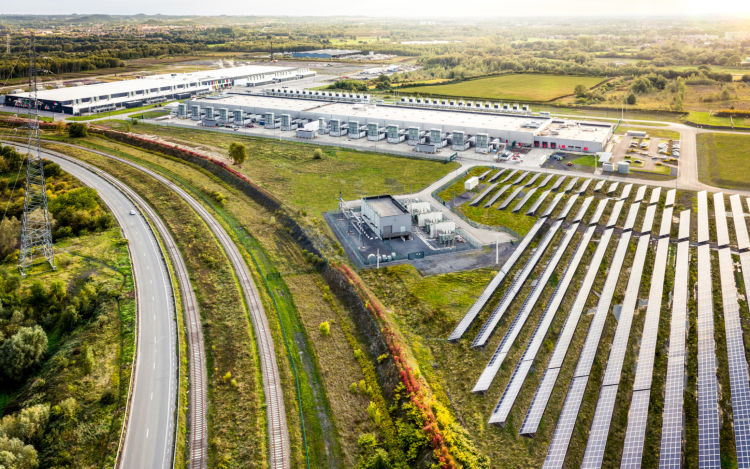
[292, 49, 361, 59]
[360, 195, 412, 239]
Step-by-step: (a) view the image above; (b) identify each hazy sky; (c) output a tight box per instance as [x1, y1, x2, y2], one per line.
[5, 0, 750, 17]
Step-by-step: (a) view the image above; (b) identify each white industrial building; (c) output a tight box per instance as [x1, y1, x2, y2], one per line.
[4, 65, 314, 115]
[185, 91, 613, 153]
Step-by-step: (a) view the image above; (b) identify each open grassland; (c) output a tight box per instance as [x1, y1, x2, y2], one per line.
[50, 136, 379, 467]
[99, 120, 458, 215]
[696, 132, 750, 190]
[40, 142, 269, 468]
[686, 111, 750, 129]
[402, 74, 606, 101]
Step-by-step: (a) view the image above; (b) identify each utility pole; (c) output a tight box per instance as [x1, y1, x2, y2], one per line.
[18, 34, 55, 276]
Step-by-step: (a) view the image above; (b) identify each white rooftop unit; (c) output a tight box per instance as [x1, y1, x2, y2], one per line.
[407, 201, 432, 215]
[465, 176, 479, 191]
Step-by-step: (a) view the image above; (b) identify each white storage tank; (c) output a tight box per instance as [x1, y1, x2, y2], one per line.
[418, 211, 443, 227]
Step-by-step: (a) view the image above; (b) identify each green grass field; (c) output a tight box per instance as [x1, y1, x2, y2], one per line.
[616, 126, 680, 140]
[570, 155, 598, 167]
[402, 74, 606, 101]
[696, 132, 750, 190]
[98, 120, 458, 214]
[686, 111, 750, 129]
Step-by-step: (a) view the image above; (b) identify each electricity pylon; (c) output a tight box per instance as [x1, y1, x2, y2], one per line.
[18, 34, 55, 276]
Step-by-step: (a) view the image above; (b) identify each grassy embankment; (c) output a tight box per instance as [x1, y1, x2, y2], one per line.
[696, 132, 750, 190]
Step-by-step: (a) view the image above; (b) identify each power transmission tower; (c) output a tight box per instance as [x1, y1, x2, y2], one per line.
[18, 34, 55, 276]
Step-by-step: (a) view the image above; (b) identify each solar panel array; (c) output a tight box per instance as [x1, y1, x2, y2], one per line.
[577, 178, 591, 194]
[541, 201, 641, 468]
[498, 169, 517, 184]
[594, 179, 605, 192]
[484, 184, 511, 208]
[550, 176, 565, 192]
[620, 183, 633, 200]
[473, 194, 581, 348]
[649, 186, 662, 206]
[563, 176, 579, 193]
[696, 190, 721, 468]
[620, 190, 674, 468]
[513, 171, 529, 185]
[488, 169, 506, 183]
[715, 193, 750, 468]
[449, 191, 565, 341]
[525, 172, 542, 187]
[658, 213, 690, 469]
[477, 169, 492, 180]
[526, 190, 551, 215]
[607, 181, 620, 195]
[665, 187, 676, 207]
[581, 191, 661, 468]
[512, 187, 538, 213]
[489, 198, 608, 424]
[541, 192, 566, 218]
[474, 197, 594, 393]
[498, 186, 525, 210]
[521, 198, 626, 435]
[469, 182, 498, 206]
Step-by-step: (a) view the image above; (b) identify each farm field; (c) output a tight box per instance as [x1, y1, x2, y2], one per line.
[402, 74, 607, 101]
[696, 132, 750, 190]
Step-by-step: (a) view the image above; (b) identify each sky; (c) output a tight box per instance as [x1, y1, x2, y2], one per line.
[5, 0, 750, 17]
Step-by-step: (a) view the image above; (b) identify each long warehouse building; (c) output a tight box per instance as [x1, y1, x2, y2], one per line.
[4, 65, 315, 115]
[187, 92, 613, 152]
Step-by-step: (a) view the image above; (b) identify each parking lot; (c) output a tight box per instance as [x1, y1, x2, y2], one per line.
[611, 134, 679, 174]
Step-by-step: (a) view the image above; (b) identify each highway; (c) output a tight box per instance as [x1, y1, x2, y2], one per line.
[9, 144, 179, 469]
[32, 140, 291, 468]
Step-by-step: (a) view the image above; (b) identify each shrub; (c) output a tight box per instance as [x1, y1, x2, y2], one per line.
[319, 321, 330, 336]
[312, 148, 324, 160]
[222, 371, 232, 383]
[228, 142, 247, 166]
[67, 122, 88, 138]
[349, 382, 358, 394]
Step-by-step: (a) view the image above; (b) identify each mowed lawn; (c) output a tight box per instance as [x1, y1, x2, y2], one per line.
[404, 74, 606, 101]
[696, 132, 750, 190]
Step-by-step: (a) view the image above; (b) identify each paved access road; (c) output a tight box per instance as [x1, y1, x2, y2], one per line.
[10, 145, 178, 469]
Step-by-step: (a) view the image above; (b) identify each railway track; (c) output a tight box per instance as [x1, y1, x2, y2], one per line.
[39, 140, 290, 469]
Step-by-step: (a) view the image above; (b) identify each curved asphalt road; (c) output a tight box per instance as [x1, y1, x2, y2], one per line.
[10, 144, 178, 469]
[30, 139, 291, 468]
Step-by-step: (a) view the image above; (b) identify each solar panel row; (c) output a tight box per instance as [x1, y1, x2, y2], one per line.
[527, 190, 551, 215]
[477, 169, 492, 180]
[696, 191, 720, 468]
[474, 197, 595, 393]
[490, 198, 609, 425]
[538, 173, 554, 188]
[473, 194, 581, 348]
[608, 181, 620, 195]
[731, 194, 750, 250]
[541, 201, 641, 468]
[594, 179, 605, 192]
[513, 171, 529, 185]
[621, 204, 674, 468]
[469, 182, 499, 206]
[714, 193, 730, 247]
[541, 192, 566, 218]
[488, 169, 506, 183]
[620, 183, 633, 201]
[484, 184, 511, 208]
[634, 185, 647, 203]
[498, 168, 518, 184]
[551, 176, 565, 192]
[564, 176, 579, 193]
[498, 185, 525, 210]
[577, 178, 592, 194]
[581, 193, 662, 468]
[512, 187, 538, 213]
[521, 199, 627, 435]
[525, 172, 542, 187]
[715, 194, 750, 468]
